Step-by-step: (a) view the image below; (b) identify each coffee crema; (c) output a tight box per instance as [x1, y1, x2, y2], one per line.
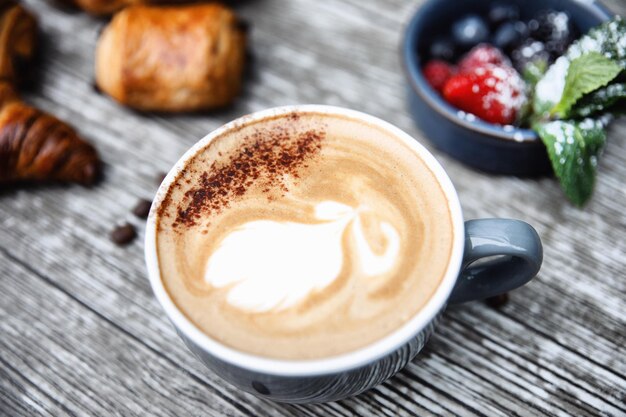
[156, 112, 454, 359]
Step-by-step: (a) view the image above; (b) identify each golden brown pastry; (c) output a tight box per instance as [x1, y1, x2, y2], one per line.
[0, 82, 101, 185]
[63, 0, 189, 16]
[0, 79, 18, 105]
[63, 0, 132, 15]
[0, 0, 37, 85]
[0, 3, 101, 186]
[95, 4, 247, 112]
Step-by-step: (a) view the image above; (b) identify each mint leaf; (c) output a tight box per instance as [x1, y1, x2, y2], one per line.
[570, 83, 626, 118]
[551, 52, 621, 117]
[530, 17, 625, 206]
[533, 57, 571, 117]
[566, 17, 626, 69]
[534, 16, 626, 117]
[534, 119, 607, 206]
[521, 60, 548, 125]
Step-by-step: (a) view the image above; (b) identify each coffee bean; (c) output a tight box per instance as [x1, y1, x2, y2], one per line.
[110, 223, 137, 246]
[485, 293, 509, 308]
[132, 198, 152, 219]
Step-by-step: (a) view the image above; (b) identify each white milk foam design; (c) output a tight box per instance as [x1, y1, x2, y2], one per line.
[203, 201, 401, 312]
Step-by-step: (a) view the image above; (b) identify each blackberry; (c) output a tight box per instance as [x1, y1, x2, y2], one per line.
[528, 10, 578, 60]
[511, 38, 550, 73]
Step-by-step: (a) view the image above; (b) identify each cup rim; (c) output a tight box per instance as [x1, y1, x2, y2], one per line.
[145, 105, 465, 376]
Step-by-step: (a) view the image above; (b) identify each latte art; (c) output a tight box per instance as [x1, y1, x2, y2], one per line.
[156, 111, 454, 359]
[204, 201, 401, 313]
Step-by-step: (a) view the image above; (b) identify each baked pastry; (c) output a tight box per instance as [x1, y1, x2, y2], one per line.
[95, 4, 247, 112]
[0, 2, 101, 186]
[0, 83, 101, 185]
[63, 0, 188, 16]
[63, 0, 131, 15]
[0, 0, 37, 85]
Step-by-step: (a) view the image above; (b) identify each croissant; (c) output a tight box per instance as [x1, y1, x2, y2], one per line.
[0, 2, 102, 186]
[0, 0, 37, 86]
[95, 4, 247, 112]
[0, 83, 101, 185]
[62, 0, 131, 15]
[63, 0, 190, 16]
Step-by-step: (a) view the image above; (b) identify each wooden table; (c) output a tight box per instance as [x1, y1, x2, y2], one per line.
[2, 1, 625, 416]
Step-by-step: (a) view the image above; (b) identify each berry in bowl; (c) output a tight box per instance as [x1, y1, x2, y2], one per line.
[434, 45, 526, 126]
[402, 0, 616, 190]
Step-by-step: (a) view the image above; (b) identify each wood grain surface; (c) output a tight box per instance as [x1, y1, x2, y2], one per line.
[1, 0, 625, 416]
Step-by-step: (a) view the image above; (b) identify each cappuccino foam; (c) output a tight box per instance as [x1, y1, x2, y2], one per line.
[156, 112, 454, 359]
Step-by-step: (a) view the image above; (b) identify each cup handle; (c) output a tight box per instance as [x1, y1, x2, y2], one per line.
[448, 219, 543, 304]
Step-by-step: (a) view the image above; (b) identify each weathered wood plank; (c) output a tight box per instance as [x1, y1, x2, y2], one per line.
[1, 0, 624, 416]
[0, 356, 70, 417]
[441, 313, 625, 416]
[0, 256, 365, 417]
[0, 249, 263, 417]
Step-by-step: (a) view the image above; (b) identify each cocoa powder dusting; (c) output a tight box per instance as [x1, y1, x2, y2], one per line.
[173, 126, 324, 228]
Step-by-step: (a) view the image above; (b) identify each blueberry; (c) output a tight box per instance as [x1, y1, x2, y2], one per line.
[493, 21, 528, 52]
[511, 38, 550, 73]
[429, 36, 456, 61]
[452, 15, 490, 49]
[488, 3, 520, 28]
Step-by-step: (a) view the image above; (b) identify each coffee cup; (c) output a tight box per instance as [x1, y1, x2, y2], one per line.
[145, 105, 542, 403]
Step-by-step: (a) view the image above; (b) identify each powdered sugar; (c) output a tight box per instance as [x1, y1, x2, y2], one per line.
[535, 56, 569, 105]
[456, 110, 477, 122]
[478, 64, 526, 120]
[554, 141, 563, 155]
[535, 17, 625, 110]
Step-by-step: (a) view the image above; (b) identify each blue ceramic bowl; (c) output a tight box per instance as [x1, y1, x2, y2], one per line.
[402, 0, 613, 176]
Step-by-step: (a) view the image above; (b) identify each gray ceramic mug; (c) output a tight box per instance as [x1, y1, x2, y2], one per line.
[145, 106, 543, 404]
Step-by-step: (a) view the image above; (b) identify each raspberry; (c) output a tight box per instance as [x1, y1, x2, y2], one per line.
[423, 60, 456, 92]
[458, 44, 510, 73]
[443, 63, 526, 125]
